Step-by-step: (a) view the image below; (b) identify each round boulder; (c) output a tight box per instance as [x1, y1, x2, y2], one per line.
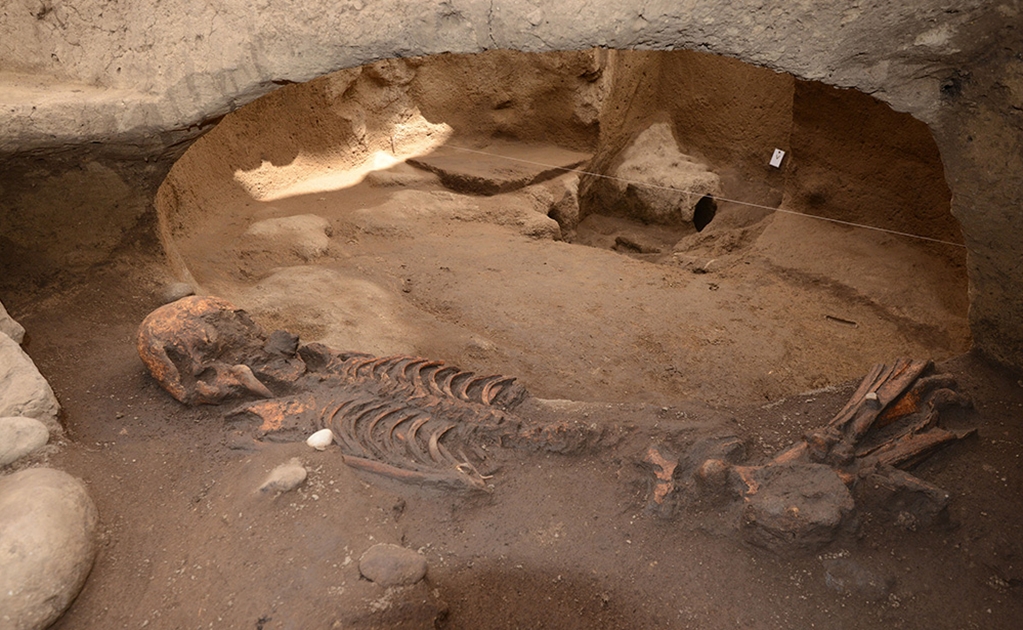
[0, 468, 99, 630]
[359, 543, 428, 587]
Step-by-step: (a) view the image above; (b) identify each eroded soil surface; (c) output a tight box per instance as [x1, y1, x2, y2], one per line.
[2, 146, 1020, 629]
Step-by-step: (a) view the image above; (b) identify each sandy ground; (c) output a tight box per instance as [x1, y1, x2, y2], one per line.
[171, 150, 970, 410]
[2, 144, 1021, 629]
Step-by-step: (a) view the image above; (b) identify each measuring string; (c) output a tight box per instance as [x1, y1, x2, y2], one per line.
[439, 144, 966, 249]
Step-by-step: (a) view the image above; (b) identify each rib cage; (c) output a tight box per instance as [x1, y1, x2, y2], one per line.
[311, 354, 526, 490]
[319, 352, 524, 408]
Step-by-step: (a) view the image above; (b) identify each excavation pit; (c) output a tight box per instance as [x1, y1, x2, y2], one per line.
[3, 47, 1015, 630]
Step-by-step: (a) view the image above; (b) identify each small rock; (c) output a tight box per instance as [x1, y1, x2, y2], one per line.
[519, 212, 562, 241]
[359, 543, 428, 587]
[0, 301, 26, 345]
[306, 428, 334, 451]
[159, 282, 196, 304]
[0, 333, 61, 434]
[0, 468, 98, 630]
[258, 458, 307, 494]
[695, 458, 730, 491]
[0, 416, 50, 467]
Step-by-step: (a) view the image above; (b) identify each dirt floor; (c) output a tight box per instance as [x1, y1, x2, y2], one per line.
[2, 141, 1021, 629]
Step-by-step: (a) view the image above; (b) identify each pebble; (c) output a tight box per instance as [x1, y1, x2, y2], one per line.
[306, 428, 335, 451]
[359, 543, 428, 587]
[0, 416, 50, 467]
[0, 468, 98, 630]
[258, 458, 307, 494]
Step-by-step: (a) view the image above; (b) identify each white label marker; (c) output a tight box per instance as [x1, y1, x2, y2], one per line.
[770, 149, 786, 168]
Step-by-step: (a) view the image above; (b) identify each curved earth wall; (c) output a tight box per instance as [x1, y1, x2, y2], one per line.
[0, 0, 1020, 368]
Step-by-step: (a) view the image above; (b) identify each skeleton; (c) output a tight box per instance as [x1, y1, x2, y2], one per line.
[139, 297, 975, 549]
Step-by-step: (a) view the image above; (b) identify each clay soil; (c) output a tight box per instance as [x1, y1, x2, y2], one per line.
[2, 146, 1022, 629]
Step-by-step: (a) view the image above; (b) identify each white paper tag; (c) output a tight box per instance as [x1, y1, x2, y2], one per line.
[769, 149, 785, 168]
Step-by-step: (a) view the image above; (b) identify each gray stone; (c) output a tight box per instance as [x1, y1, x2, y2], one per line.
[258, 457, 307, 494]
[0, 333, 60, 434]
[159, 282, 195, 304]
[0, 302, 25, 345]
[0, 417, 49, 467]
[359, 543, 428, 587]
[0, 468, 98, 630]
[739, 462, 856, 554]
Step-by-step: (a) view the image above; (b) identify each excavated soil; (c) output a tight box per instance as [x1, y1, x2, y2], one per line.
[2, 47, 1020, 629]
[2, 139, 1021, 629]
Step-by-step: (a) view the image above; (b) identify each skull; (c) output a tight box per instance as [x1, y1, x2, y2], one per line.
[137, 296, 275, 404]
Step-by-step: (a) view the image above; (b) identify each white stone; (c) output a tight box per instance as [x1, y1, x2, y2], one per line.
[0, 333, 60, 434]
[0, 301, 25, 345]
[0, 416, 49, 467]
[0, 468, 98, 630]
[258, 457, 307, 494]
[306, 428, 335, 451]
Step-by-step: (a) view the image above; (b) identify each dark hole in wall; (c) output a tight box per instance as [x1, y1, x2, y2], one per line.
[693, 195, 716, 232]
